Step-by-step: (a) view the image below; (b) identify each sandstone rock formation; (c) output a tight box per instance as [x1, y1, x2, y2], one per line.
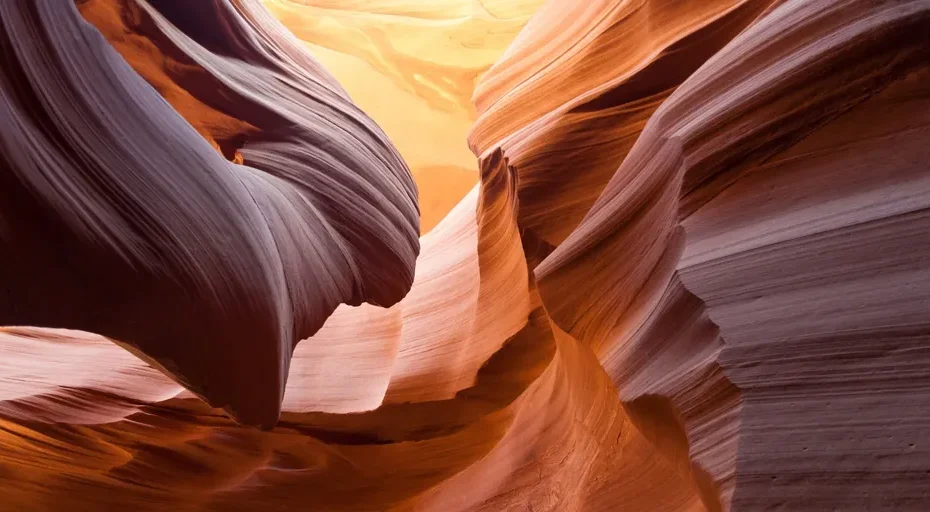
[1, 0, 929, 511]
[0, 0, 420, 427]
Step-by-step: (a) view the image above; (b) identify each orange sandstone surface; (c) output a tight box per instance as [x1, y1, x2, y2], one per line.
[1, 1, 929, 511]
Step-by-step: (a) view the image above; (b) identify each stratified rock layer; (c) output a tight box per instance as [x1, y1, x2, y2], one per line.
[532, 0, 930, 509]
[1, 0, 929, 511]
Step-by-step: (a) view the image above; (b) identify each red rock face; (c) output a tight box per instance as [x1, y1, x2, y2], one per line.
[1, 0, 929, 511]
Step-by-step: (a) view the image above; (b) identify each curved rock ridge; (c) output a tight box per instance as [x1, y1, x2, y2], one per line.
[2, 0, 930, 511]
[528, 0, 930, 509]
[469, 0, 782, 245]
[0, 0, 419, 427]
[0, 150, 701, 511]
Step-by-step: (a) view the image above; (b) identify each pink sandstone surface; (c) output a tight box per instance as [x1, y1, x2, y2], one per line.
[0, 0, 929, 510]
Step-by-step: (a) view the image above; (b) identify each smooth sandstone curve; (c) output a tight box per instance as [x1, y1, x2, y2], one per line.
[536, 0, 930, 509]
[0, 0, 419, 427]
[2, 0, 930, 510]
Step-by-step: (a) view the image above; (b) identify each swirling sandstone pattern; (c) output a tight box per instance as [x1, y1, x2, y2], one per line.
[1, 0, 929, 511]
[532, 0, 930, 509]
[0, 0, 419, 427]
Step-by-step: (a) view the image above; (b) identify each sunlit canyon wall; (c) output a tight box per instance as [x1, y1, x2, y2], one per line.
[263, 0, 545, 233]
[1, 1, 929, 511]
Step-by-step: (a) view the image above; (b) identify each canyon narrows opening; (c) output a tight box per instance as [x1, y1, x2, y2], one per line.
[2, 1, 930, 510]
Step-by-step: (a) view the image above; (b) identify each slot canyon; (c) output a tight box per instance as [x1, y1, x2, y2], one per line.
[1, 0, 929, 510]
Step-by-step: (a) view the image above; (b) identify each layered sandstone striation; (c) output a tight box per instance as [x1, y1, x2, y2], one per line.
[0, 0, 420, 427]
[1, 0, 929, 511]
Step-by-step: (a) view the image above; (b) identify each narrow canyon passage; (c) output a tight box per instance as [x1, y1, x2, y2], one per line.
[1, 1, 929, 511]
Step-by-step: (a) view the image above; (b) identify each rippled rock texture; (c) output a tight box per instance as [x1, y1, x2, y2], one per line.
[1, 0, 930, 511]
